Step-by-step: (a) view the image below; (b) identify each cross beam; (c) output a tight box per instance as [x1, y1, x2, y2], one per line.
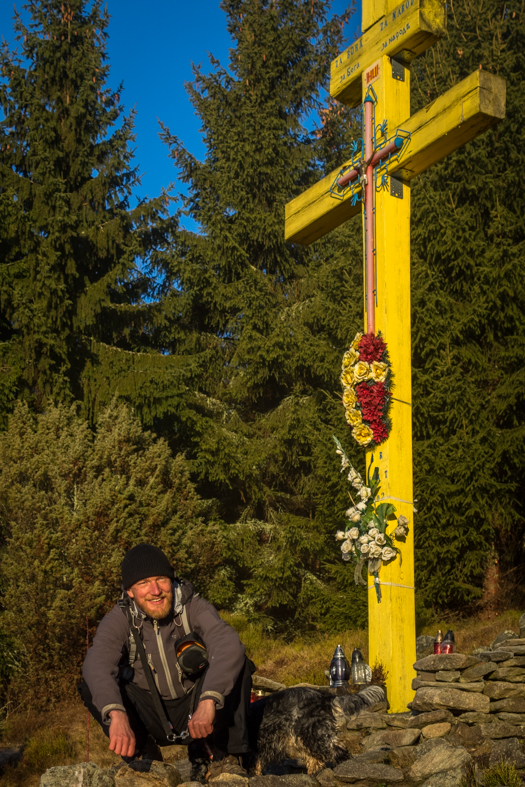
[331, 0, 446, 107]
[285, 70, 505, 246]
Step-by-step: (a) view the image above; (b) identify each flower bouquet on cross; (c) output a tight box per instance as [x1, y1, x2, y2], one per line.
[333, 436, 409, 602]
[341, 331, 392, 448]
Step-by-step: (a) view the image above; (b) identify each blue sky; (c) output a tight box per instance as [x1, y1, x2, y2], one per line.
[0, 0, 361, 225]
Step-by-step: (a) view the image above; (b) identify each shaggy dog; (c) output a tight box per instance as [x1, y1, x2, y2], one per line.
[189, 683, 386, 780]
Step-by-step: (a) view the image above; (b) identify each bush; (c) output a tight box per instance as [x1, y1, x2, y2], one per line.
[0, 400, 219, 703]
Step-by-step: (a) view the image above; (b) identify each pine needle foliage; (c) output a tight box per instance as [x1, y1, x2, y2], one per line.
[0, 400, 214, 703]
[410, 0, 525, 610]
[0, 0, 177, 428]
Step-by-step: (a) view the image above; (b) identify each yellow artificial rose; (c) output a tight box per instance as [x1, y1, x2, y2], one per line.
[351, 332, 363, 351]
[345, 408, 362, 427]
[342, 348, 359, 369]
[343, 387, 357, 409]
[341, 369, 354, 388]
[370, 360, 388, 383]
[353, 361, 371, 383]
[352, 423, 374, 447]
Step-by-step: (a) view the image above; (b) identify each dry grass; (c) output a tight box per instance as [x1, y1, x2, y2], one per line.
[0, 609, 522, 784]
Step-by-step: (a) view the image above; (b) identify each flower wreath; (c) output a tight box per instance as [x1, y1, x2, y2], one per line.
[341, 331, 392, 448]
[333, 437, 409, 602]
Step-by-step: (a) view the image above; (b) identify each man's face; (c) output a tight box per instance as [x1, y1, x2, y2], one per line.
[127, 575, 173, 620]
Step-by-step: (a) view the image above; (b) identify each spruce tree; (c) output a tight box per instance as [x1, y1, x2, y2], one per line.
[0, 400, 209, 702]
[0, 0, 177, 428]
[154, 0, 370, 633]
[410, 0, 525, 611]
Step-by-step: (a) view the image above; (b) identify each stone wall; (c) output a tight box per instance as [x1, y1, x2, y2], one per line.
[39, 632, 525, 787]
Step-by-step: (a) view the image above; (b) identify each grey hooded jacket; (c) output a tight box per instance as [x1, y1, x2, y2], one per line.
[83, 580, 245, 724]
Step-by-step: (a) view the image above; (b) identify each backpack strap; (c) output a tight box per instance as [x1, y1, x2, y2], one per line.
[180, 604, 191, 636]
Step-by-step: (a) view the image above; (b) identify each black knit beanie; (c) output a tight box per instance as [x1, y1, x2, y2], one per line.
[121, 544, 175, 589]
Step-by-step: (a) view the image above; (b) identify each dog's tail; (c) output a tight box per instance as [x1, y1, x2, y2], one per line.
[332, 684, 387, 726]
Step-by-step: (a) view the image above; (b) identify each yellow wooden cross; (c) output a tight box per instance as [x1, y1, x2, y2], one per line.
[285, 0, 506, 712]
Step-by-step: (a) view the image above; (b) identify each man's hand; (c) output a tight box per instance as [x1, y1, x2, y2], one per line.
[108, 709, 136, 758]
[188, 698, 216, 739]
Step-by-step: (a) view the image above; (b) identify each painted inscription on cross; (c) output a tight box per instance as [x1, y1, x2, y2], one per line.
[285, 0, 506, 712]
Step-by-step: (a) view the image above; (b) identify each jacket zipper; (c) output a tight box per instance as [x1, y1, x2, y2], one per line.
[154, 619, 177, 699]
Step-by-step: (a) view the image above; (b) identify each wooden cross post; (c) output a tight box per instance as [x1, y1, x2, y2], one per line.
[285, 0, 506, 711]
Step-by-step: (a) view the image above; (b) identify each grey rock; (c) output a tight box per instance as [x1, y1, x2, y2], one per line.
[489, 697, 525, 713]
[420, 767, 468, 787]
[249, 777, 285, 787]
[412, 680, 484, 693]
[332, 761, 403, 783]
[495, 645, 525, 655]
[382, 712, 414, 728]
[489, 666, 525, 682]
[411, 687, 490, 714]
[413, 654, 480, 672]
[520, 612, 525, 638]
[421, 722, 451, 738]
[483, 681, 525, 700]
[479, 722, 524, 739]
[497, 711, 525, 724]
[387, 746, 418, 769]
[448, 723, 483, 750]
[115, 761, 182, 787]
[502, 656, 525, 667]
[478, 650, 512, 663]
[417, 672, 437, 682]
[408, 710, 453, 728]
[168, 759, 191, 781]
[459, 662, 497, 682]
[456, 712, 494, 725]
[315, 769, 341, 787]
[472, 647, 489, 657]
[346, 712, 386, 730]
[353, 750, 391, 763]
[408, 742, 472, 781]
[361, 728, 421, 751]
[41, 763, 115, 787]
[490, 631, 518, 649]
[435, 671, 461, 683]
[276, 776, 318, 787]
[412, 739, 449, 758]
[416, 636, 436, 658]
[253, 675, 287, 692]
[489, 738, 525, 768]
[178, 783, 202, 787]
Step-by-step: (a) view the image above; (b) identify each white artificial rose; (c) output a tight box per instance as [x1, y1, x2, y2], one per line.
[359, 534, 370, 544]
[398, 515, 409, 527]
[360, 543, 370, 555]
[382, 546, 396, 561]
[375, 533, 386, 546]
[349, 511, 361, 523]
[348, 527, 360, 540]
[335, 531, 346, 541]
[358, 486, 372, 501]
[347, 467, 358, 482]
[369, 543, 382, 558]
[345, 506, 358, 518]
[368, 527, 379, 538]
[352, 477, 363, 490]
[356, 501, 368, 512]
[341, 540, 352, 554]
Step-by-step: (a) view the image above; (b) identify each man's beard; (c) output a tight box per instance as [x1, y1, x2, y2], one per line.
[134, 591, 173, 620]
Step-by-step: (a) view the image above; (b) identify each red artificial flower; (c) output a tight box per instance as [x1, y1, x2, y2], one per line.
[358, 332, 387, 363]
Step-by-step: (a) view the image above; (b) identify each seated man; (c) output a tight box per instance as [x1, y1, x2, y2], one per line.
[79, 544, 254, 776]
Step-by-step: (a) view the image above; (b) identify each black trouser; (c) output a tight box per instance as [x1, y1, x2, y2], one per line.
[78, 657, 255, 756]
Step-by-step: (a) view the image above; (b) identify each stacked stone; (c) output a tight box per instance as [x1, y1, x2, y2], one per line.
[411, 640, 525, 736]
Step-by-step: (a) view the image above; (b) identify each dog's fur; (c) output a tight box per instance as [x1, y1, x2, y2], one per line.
[189, 683, 386, 780]
[253, 684, 386, 775]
